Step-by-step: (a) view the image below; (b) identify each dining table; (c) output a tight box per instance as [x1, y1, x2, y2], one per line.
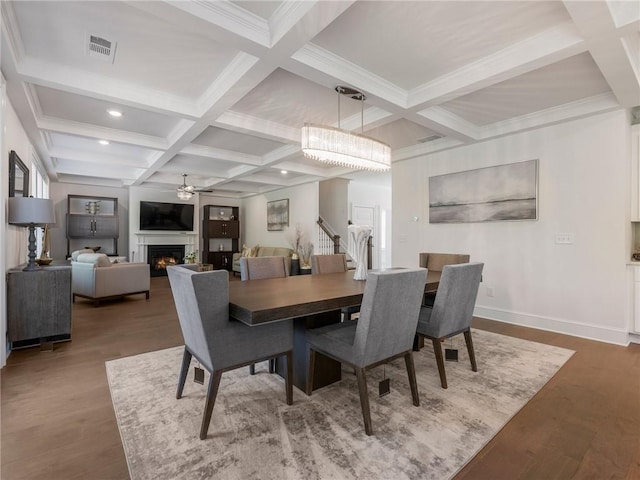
[228, 269, 441, 392]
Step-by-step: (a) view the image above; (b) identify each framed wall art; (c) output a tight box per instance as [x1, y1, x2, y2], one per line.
[267, 198, 289, 231]
[429, 159, 538, 224]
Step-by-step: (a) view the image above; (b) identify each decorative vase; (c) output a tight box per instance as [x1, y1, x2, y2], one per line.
[348, 225, 372, 281]
[290, 258, 300, 275]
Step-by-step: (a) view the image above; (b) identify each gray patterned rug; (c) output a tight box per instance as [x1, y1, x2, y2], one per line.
[106, 329, 573, 480]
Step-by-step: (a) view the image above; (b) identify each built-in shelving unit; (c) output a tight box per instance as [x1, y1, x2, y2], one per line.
[202, 205, 239, 271]
[67, 195, 119, 257]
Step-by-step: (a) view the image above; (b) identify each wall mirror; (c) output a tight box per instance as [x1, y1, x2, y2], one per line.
[9, 150, 29, 197]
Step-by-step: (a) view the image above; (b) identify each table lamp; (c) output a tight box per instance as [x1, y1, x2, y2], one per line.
[8, 197, 56, 271]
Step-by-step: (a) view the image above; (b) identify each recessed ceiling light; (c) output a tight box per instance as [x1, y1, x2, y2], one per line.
[107, 109, 123, 117]
[281, 170, 288, 174]
[98, 140, 109, 145]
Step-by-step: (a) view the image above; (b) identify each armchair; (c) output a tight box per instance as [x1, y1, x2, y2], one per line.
[71, 253, 150, 306]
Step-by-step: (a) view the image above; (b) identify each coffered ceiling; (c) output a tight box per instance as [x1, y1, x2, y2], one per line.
[2, 0, 638, 197]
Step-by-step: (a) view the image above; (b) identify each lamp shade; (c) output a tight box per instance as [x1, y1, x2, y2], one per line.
[8, 197, 55, 226]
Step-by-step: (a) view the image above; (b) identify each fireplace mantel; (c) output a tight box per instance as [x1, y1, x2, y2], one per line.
[133, 232, 197, 264]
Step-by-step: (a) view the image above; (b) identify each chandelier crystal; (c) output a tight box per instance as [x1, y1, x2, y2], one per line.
[301, 86, 391, 172]
[177, 189, 193, 201]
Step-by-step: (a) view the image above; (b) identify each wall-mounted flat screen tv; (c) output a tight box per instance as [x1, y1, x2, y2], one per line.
[139, 201, 194, 231]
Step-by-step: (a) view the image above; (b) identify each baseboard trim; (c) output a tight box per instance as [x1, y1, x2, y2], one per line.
[474, 305, 631, 346]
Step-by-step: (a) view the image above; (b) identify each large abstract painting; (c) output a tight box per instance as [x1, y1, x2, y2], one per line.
[429, 159, 538, 223]
[267, 198, 289, 231]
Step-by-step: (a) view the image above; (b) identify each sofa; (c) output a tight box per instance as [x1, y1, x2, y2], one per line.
[71, 250, 150, 306]
[232, 246, 294, 275]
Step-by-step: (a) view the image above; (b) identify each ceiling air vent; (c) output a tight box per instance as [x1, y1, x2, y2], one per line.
[417, 134, 443, 143]
[86, 34, 117, 63]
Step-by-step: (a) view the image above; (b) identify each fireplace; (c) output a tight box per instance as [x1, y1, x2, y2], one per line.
[147, 245, 185, 277]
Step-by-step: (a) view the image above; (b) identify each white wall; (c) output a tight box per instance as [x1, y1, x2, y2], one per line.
[393, 110, 630, 345]
[242, 183, 319, 250]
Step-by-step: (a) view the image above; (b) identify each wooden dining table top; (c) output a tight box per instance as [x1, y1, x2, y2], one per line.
[229, 269, 440, 326]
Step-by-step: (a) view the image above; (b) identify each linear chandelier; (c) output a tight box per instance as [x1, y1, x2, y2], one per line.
[301, 86, 391, 172]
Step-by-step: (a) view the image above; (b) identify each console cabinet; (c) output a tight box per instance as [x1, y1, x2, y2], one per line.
[67, 195, 119, 257]
[203, 205, 239, 271]
[7, 265, 72, 349]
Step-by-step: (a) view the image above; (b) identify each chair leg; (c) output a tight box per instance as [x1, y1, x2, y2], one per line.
[200, 369, 223, 440]
[404, 352, 420, 406]
[464, 329, 478, 372]
[249, 364, 255, 375]
[412, 334, 420, 351]
[176, 348, 192, 399]
[432, 338, 448, 389]
[355, 368, 373, 436]
[285, 351, 293, 405]
[306, 349, 316, 396]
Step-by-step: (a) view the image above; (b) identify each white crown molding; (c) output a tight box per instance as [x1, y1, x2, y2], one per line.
[54, 174, 127, 188]
[37, 115, 169, 151]
[18, 57, 200, 119]
[479, 92, 621, 139]
[216, 110, 300, 144]
[195, 51, 260, 116]
[261, 144, 302, 165]
[166, 119, 198, 146]
[1, 2, 25, 64]
[292, 43, 408, 108]
[54, 159, 145, 180]
[240, 173, 291, 187]
[392, 137, 465, 163]
[269, 0, 319, 47]
[169, 0, 270, 47]
[408, 21, 586, 109]
[417, 106, 482, 140]
[605, 0, 640, 28]
[180, 144, 262, 166]
[48, 146, 151, 168]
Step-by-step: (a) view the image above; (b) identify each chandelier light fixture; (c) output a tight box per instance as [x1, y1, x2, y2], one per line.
[177, 174, 194, 201]
[301, 86, 391, 172]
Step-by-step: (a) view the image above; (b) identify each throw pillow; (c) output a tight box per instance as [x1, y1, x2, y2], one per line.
[76, 253, 112, 267]
[241, 244, 251, 258]
[250, 244, 260, 257]
[71, 248, 95, 261]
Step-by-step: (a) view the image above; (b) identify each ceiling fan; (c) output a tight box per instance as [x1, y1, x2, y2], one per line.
[176, 174, 212, 199]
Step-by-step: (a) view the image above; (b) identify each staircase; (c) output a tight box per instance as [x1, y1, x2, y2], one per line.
[317, 217, 372, 269]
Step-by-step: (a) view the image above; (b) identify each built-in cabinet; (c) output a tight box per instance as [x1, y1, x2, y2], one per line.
[67, 195, 119, 257]
[203, 205, 239, 271]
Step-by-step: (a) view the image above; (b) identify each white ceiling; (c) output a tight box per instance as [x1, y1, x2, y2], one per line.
[2, 0, 638, 198]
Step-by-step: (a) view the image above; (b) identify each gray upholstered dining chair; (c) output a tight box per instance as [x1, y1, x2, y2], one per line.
[240, 255, 290, 281]
[310, 253, 359, 322]
[167, 266, 293, 439]
[419, 252, 470, 306]
[240, 255, 289, 374]
[305, 268, 427, 436]
[416, 262, 484, 389]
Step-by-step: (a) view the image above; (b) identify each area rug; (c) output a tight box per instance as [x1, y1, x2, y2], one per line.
[106, 329, 574, 480]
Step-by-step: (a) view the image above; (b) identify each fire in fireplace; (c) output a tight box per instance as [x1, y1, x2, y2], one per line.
[147, 245, 185, 277]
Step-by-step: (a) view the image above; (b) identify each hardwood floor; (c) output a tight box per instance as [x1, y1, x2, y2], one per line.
[2, 277, 639, 479]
